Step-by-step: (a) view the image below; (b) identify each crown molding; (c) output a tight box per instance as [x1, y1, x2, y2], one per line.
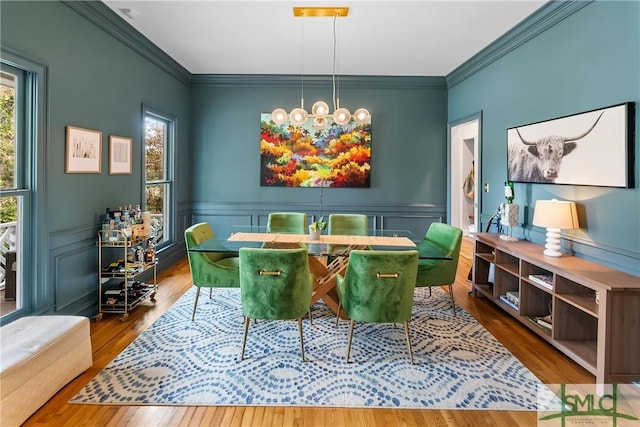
[190, 74, 447, 89]
[62, 1, 191, 85]
[446, 0, 594, 88]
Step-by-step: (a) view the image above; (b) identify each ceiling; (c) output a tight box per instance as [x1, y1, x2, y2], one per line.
[102, 0, 547, 77]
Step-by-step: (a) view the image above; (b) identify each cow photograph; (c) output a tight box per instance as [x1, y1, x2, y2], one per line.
[506, 102, 634, 188]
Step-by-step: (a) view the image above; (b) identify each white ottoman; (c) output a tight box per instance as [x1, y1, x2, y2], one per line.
[0, 315, 93, 427]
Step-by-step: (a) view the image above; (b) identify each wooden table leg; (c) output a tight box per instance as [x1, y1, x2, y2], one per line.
[308, 256, 348, 314]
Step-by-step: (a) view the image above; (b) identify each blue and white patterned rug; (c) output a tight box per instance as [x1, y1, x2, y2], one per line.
[71, 287, 547, 409]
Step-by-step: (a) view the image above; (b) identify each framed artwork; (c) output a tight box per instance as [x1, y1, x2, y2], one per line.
[506, 102, 635, 188]
[65, 126, 102, 173]
[109, 135, 133, 175]
[259, 114, 372, 187]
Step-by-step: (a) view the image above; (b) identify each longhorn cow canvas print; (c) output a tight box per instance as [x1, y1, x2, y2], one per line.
[507, 102, 635, 188]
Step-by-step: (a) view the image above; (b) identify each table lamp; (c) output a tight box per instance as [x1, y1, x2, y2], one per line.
[532, 199, 579, 257]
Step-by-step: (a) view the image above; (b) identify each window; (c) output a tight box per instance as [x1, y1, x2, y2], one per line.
[1, 63, 30, 318]
[144, 109, 175, 248]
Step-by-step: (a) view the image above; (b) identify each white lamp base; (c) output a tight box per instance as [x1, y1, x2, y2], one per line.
[543, 227, 563, 257]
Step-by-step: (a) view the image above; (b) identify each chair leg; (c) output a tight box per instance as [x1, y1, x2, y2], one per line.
[240, 316, 250, 360]
[346, 319, 355, 363]
[191, 287, 201, 321]
[429, 287, 432, 297]
[209, 287, 213, 299]
[336, 301, 342, 326]
[298, 318, 306, 362]
[448, 284, 456, 317]
[404, 321, 415, 365]
[308, 306, 313, 325]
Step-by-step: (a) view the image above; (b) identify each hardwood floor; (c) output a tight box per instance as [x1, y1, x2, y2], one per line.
[23, 237, 594, 426]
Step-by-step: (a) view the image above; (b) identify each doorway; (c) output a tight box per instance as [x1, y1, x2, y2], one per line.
[449, 113, 481, 235]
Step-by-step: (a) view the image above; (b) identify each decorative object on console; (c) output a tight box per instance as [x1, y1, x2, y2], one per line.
[507, 102, 635, 188]
[499, 181, 518, 241]
[532, 199, 579, 257]
[270, 7, 369, 129]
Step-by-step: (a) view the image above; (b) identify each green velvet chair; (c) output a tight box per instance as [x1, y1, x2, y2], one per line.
[184, 223, 240, 321]
[415, 222, 463, 316]
[239, 247, 313, 361]
[266, 212, 308, 234]
[336, 249, 420, 364]
[327, 213, 368, 256]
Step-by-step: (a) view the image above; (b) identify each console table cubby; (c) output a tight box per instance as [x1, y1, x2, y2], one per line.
[472, 232, 640, 384]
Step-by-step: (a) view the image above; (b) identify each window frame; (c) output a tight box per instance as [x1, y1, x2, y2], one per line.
[142, 105, 176, 250]
[0, 48, 48, 324]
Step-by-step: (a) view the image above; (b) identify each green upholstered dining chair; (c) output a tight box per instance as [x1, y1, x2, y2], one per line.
[327, 213, 368, 256]
[415, 222, 463, 316]
[238, 247, 313, 362]
[266, 212, 308, 234]
[336, 249, 420, 364]
[184, 222, 240, 321]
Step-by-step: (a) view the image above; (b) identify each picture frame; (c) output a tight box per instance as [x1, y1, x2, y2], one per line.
[109, 135, 133, 175]
[65, 126, 102, 173]
[506, 102, 635, 188]
[259, 113, 372, 187]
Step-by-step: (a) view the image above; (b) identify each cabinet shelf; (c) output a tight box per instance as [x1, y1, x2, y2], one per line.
[471, 232, 640, 385]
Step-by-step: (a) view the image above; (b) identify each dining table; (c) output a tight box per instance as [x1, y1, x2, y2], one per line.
[189, 226, 452, 316]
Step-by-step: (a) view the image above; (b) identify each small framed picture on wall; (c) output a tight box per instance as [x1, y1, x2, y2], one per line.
[65, 126, 102, 173]
[109, 135, 133, 175]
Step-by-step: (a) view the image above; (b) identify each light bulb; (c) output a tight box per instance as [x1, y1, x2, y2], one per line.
[353, 108, 370, 125]
[333, 108, 351, 125]
[312, 101, 329, 118]
[271, 108, 288, 125]
[313, 117, 327, 130]
[289, 108, 308, 126]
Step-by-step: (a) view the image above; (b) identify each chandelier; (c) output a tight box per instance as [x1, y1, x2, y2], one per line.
[271, 7, 370, 130]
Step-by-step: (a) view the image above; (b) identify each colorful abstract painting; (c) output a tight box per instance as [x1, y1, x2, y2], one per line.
[260, 114, 371, 187]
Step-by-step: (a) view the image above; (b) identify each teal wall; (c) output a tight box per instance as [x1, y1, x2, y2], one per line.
[189, 76, 447, 206]
[448, 0, 640, 275]
[1, 1, 191, 321]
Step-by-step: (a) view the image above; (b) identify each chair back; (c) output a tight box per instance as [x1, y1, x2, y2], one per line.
[328, 214, 368, 235]
[184, 223, 240, 288]
[267, 212, 308, 234]
[239, 247, 312, 320]
[338, 250, 419, 323]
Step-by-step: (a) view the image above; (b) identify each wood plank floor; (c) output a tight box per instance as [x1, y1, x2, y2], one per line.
[23, 237, 594, 426]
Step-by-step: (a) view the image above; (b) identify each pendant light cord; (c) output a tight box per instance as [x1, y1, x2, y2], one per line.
[300, 12, 305, 109]
[332, 13, 337, 111]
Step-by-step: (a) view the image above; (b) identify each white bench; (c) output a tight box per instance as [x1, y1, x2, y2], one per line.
[0, 315, 93, 426]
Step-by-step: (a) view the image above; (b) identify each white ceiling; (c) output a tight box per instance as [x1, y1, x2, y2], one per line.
[103, 0, 547, 76]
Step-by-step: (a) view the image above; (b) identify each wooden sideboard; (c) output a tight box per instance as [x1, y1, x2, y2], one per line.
[471, 232, 640, 385]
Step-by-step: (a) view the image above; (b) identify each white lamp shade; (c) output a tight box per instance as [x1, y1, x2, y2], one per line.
[353, 108, 370, 124]
[333, 108, 351, 125]
[532, 199, 579, 230]
[271, 108, 288, 125]
[289, 108, 308, 126]
[312, 101, 329, 118]
[313, 117, 327, 130]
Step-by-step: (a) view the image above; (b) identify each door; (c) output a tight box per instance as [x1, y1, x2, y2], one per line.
[449, 113, 481, 235]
